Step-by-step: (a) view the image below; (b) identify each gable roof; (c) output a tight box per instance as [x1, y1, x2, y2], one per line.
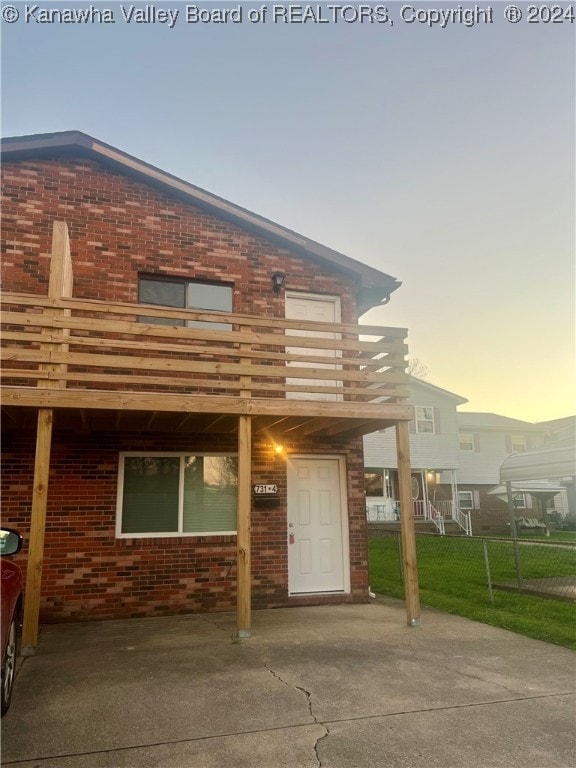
[409, 377, 468, 404]
[1, 130, 400, 313]
[536, 415, 576, 435]
[457, 412, 546, 431]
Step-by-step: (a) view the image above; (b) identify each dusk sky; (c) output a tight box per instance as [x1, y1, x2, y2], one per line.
[2, 1, 574, 422]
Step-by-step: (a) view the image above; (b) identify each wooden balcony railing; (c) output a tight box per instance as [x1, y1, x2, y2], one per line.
[1, 293, 409, 407]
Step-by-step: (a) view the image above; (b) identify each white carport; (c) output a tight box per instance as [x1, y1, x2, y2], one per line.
[498, 437, 576, 536]
[500, 438, 575, 483]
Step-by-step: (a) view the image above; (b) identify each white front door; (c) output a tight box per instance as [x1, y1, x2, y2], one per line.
[287, 457, 348, 595]
[285, 292, 341, 401]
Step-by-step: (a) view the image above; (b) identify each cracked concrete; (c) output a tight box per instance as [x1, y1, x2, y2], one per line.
[264, 660, 328, 767]
[2, 599, 575, 767]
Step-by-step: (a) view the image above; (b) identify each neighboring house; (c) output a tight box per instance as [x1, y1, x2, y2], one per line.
[364, 385, 574, 534]
[499, 433, 576, 520]
[537, 415, 576, 444]
[363, 378, 472, 535]
[0, 131, 416, 646]
[457, 413, 570, 532]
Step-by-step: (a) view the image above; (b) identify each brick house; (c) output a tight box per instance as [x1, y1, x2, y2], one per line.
[1, 131, 419, 649]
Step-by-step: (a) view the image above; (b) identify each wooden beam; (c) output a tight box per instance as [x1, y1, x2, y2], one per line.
[0, 387, 414, 422]
[145, 411, 158, 429]
[0, 365, 407, 403]
[395, 420, 421, 627]
[236, 414, 252, 638]
[317, 419, 394, 440]
[21, 222, 73, 653]
[253, 416, 292, 434]
[2, 291, 408, 339]
[1, 346, 408, 386]
[21, 411, 53, 653]
[202, 415, 228, 432]
[1, 407, 18, 425]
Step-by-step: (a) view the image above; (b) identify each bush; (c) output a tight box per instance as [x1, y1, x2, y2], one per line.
[558, 514, 576, 531]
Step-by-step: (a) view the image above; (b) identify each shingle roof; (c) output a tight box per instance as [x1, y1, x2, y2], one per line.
[457, 412, 544, 430]
[410, 377, 468, 404]
[1, 130, 400, 312]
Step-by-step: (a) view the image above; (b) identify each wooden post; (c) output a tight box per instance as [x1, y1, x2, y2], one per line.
[21, 409, 53, 653]
[21, 222, 72, 654]
[395, 420, 421, 626]
[236, 414, 252, 638]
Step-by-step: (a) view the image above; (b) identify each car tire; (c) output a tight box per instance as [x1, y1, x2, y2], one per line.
[1, 616, 18, 716]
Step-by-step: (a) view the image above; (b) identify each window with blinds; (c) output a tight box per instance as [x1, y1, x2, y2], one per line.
[118, 454, 238, 537]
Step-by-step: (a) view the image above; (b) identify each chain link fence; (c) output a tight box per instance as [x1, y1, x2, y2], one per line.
[369, 529, 576, 603]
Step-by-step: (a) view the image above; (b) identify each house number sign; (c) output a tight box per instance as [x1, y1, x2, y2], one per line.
[252, 484, 278, 495]
[252, 484, 281, 507]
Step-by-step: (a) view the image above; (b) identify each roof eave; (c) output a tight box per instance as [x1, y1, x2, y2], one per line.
[1, 131, 401, 299]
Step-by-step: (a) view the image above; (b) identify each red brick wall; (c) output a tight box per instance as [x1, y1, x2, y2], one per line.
[1, 153, 369, 622]
[1, 430, 368, 622]
[1, 155, 356, 319]
[457, 486, 535, 534]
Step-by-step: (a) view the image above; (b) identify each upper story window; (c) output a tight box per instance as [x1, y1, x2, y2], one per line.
[415, 406, 435, 434]
[459, 433, 475, 451]
[139, 276, 233, 330]
[510, 434, 527, 452]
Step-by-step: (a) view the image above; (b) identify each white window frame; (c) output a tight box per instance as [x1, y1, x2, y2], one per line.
[415, 406, 435, 434]
[459, 433, 475, 451]
[510, 434, 527, 452]
[513, 493, 527, 509]
[116, 451, 238, 538]
[458, 490, 474, 510]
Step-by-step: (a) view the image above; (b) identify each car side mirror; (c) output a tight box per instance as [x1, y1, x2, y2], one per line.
[0, 529, 23, 557]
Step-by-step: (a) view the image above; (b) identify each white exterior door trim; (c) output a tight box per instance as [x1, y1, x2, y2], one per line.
[284, 291, 342, 401]
[287, 454, 350, 596]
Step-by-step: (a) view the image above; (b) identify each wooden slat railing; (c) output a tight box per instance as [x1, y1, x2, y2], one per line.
[1, 292, 410, 404]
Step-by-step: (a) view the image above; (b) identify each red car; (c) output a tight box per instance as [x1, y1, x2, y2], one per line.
[1, 528, 23, 716]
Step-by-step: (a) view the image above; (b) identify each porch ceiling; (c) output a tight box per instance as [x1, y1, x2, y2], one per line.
[1, 405, 403, 441]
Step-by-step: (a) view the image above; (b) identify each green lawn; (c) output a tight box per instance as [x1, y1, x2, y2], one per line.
[368, 534, 576, 649]
[487, 530, 576, 543]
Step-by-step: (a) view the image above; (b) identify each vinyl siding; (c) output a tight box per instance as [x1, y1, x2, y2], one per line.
[457, 430, 548, 484]
[364, 382, 461, 470]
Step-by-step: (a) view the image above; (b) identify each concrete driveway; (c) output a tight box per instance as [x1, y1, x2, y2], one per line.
[2, 598, 575, 767]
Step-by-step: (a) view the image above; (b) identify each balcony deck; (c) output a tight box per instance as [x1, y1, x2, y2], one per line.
[1, 291, 412, 438]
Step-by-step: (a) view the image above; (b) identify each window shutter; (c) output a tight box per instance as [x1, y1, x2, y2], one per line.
[505, 435, 513, 453]
[473, 433, 480, 452]
[473, 490, 481, 509]
[526, 495, 533, 510]
[433, 408, 441, 434]
[408, 420, 415, 434]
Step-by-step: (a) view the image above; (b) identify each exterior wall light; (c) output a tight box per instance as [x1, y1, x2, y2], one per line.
[271, 271, 286, 294]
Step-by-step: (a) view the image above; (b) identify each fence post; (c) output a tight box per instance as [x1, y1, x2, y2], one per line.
[397, 530, 404, 583]
[482, 539, 494, 604]
[506, 481, 523, 590]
